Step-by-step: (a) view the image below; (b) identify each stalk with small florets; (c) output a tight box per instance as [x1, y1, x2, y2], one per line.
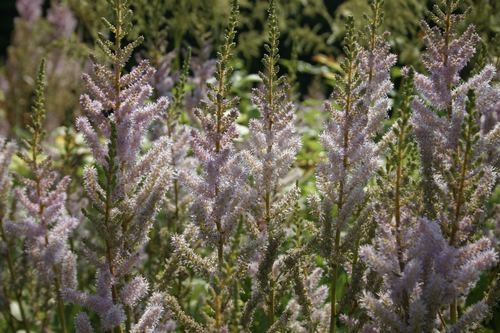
[240, 0, 301, 328]
[410, 0, 500, 324]
[4, 60, 79, 333]
[63, 1, 171, 331]
[180, 1, 246, 329]
[315, 2, 395, 330]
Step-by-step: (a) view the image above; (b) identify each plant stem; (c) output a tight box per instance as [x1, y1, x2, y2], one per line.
[329, 229, 341, 333]
[394, 118, 412, 323]
[329, 40, 355, 332]
[215, 230, 224, 329]
[449, 93, 474, 325]
[103, 135, 124, 333]
[34, 124, 68, 333]
[53, 266, 68, 333]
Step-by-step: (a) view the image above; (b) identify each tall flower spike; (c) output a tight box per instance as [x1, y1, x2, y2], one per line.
[315, 1, 396, 331]
[410, 1, 499, 324]
[186, 0, 245, 246]
[359, 68, 421, 329]
[352, 0, 500, 328]
[410, 0, 500, 224]
[184, 0, 243, 257]
[176, 0, 246, 329]
[4, 60, 78, 333]
[65, 1, 171, 331]
[240, 0, 302, 328]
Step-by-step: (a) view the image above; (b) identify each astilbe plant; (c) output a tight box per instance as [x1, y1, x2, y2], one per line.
[3, 60, 78, 333]
[239, 0, 301, 329]
[361, 83, 496, 333]
[314, 1, 396, 331]
[183, 0, 244, 252]
[62, 0, 171, 331]
[168, 1, 248, 331]
[362, 215, 497, 332]
[2, 0, 500, 331]
[361, 0, 499, 331]
[410, 0, 499, 324]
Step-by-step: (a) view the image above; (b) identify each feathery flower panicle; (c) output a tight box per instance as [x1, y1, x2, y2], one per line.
[170, 1, 247, 330]
[239, 1, 302, 328]
[65, 1, 171, 331]
[360, 217, 497, 332]
[77, 58, 168, 169]
[184, 0, 244, 246]
[411, 0, 500, 227]
[409, 4, 499, 325]
[4, 60, 78, 333]
[243, 0, 301, 224]
[358, 69, 420, 328]
[315, 1, 395, 330]
[160, 50, 197, 229]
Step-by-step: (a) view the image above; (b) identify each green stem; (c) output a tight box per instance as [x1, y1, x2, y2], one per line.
[232, 279, 240, 333]
[329, 227, 341, 333]
[448, 95, 474, 325]
[268, 280, 275, 326]
[394, 120, 411, 323]
[450, 301, 458, 325]
[443, 2, 453, 119]
[104, 144, 124, 333]
[107, 1, 126, 331]
[215, 234, 224, 328]
[329, 44, 355, 333]
[53, 267, 68, 333]
[125, 305, 132, 332]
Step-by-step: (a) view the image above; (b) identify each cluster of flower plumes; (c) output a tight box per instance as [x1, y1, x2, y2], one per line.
[0, 0, 499, 332]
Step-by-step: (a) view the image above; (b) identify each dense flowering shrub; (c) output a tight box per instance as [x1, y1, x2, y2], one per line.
[0, 0, 499, 332]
